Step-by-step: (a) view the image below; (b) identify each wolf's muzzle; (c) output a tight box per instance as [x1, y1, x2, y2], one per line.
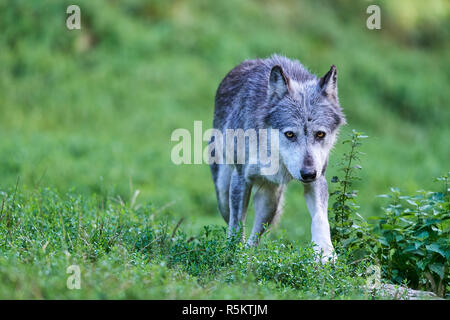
[300, 168, 317, 183]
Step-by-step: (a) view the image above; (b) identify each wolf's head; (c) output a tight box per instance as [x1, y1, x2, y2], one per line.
[265, 63, 346, 183]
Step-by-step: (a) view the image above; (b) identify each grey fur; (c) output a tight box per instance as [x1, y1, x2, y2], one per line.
[210, 54, 345, 261]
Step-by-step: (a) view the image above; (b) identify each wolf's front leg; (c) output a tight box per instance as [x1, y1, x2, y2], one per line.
[247, 183, 284, 247]
[304, 176, 335, 263]
[228, 168, 252, 241]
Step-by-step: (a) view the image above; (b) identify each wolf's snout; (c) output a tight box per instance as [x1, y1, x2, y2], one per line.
[300, 168, 317, 182]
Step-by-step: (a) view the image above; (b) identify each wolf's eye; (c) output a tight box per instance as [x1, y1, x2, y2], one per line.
[284, 131, 295, 139]
[315, 131, 326, 139]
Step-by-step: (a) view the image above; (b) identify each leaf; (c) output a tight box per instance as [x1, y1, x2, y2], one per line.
[415, 230, 429, 240]
[398, 217, 414, 225]
[406, 199, 418, 207]
[419, 204, 432, 212]
[413, 249, 425, 257]
[416, 260, 426, 271]
[425, 243, 446, 258]
[355, 213, 367, 223]
[331, 176, 339, 183]
[429, 263, 445, 280]
[381, 224, 395, 230]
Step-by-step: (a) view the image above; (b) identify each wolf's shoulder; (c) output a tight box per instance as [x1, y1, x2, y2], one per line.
[216, 59, 262, 94]
[214, 58, 261, 112]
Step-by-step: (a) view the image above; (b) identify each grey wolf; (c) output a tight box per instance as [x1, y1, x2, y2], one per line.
[209, 54, 345, 262]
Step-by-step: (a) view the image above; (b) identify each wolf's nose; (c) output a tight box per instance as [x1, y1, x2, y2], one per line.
[300, 169, 317, 182]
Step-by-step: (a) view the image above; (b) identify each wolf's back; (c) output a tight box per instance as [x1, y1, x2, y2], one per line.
[213, 59, 262, 130]
[213, 55, 315, 130]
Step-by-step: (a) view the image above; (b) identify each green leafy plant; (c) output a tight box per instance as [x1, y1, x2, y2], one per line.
[329, 129, 374, 261]
[373, 173, 450, 297]
[329, 129, 449, 297]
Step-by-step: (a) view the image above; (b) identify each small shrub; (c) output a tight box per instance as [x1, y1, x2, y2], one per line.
[373, 174, 449, 297]
[329, 130, 449, 297]
[329, 129, 375, 261]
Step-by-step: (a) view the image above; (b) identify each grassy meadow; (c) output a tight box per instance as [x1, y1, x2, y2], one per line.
[0, 0, 448, 299]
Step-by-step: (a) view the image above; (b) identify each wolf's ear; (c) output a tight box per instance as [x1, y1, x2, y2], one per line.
[268, 65, 290, 100]
[319, 65, 338, 103]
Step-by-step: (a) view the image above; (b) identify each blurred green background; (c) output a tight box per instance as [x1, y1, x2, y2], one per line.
[0, 0, 449, 244]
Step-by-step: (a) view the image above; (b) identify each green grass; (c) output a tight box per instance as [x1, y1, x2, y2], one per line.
[0, 187, 379, 299]
[0, 0, 448, 298]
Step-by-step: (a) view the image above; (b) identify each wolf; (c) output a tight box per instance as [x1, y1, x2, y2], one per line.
[209, 54, 345, 262]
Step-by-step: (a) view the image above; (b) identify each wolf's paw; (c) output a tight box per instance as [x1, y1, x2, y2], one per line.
[320, 251, 337, 264]
[313, 245, 337, 264]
